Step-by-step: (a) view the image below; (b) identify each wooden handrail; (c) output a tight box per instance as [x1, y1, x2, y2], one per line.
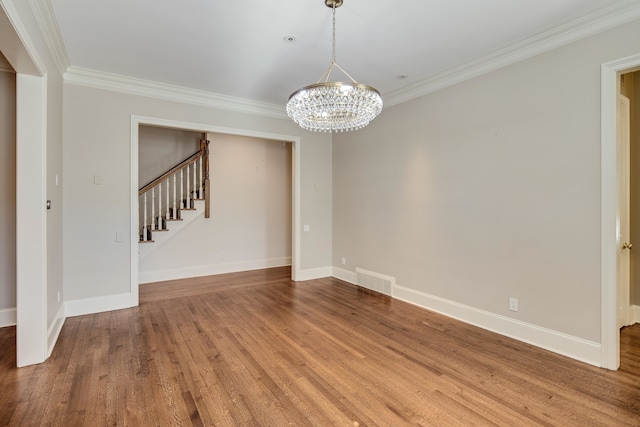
[139, 146, 204, 196]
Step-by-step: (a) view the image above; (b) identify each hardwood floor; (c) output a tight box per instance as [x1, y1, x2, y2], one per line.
[1, 266, 640, 426]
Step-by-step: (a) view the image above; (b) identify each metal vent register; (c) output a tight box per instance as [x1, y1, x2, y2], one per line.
[356, 268, 395, 296]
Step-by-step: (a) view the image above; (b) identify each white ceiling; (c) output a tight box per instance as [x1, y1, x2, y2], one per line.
[49, 0, 635, 108]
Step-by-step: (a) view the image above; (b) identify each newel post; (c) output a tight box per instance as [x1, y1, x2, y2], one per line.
[203, 140, 210, 218]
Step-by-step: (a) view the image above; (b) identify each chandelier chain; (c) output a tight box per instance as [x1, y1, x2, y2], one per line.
[332, 2, 337, 64]
[286, 0, 383, 132]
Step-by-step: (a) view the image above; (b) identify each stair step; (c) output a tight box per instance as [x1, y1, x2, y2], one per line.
[181, 208, 197, 211]
[139, 240, 155, 244]
[166, 218, 183, 222]
[152, 229, 169, 232]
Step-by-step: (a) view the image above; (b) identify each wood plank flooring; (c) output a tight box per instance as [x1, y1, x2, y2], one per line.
[1, 266, 640, 426]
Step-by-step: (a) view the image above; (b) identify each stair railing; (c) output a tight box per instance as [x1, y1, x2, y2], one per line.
[138, 139, 210, 242]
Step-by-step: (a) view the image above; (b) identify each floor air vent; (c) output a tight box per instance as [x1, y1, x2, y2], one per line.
[356, 268, 395, 296]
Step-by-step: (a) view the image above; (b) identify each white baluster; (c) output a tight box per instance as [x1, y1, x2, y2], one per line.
[158, 182, 162, 229]
[173, 173, 177, 218]
[180, 169, 184, 209]
[199, 156, 203, 199]
[151, 188, 155, 230]
[186, 164, 191, 208]
[143, 193, 147, 241]
[165, 177, 170, 225]
[193, 160, 198, 199]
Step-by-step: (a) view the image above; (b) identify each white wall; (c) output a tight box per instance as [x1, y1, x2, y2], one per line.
[63, 84, 332, 305]
[0, 69, 16, 315]
[139, 125, 201, 187]
[333, 19, 640, 358]
[140, 133, 292, 282]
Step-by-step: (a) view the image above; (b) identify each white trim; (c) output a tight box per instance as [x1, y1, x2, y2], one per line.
[601, 52, 640, 371]
[393, 285, 601, 367]
[385, 1, 640, 107]
[27, 0, 69, 76]
[65, 293, 132, 318]
[47, 304, 64, 356]
[139, 257, 292, 284]
[0, 63, 14, 73]
[291, 138, 302, 282]
[294, 266, 332, 281]
[67, 67, 287, 119]
[0, 1, 45, 76]
[0, 308, 16, 327]
[331, 266, 357, 285]
[130, 115, 139, 307]
[16, 73, 48, 367]
[630, 305, 640, 325]
[131, 115, 302, 294]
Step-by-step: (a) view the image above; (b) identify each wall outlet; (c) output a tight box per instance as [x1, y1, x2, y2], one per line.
[341, 257, 346, 265]
[509, 297, 519, 312]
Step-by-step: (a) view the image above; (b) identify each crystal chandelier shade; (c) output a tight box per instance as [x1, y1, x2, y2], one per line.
[287, 82, 382, 133]
[286, 0, 382, 132]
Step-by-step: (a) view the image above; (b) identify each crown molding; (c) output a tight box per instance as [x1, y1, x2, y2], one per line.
[64, 66, 288, 119]
[28, 0, 68, 76]
[384, 0, 640, 107]
[0, 49, 14, 72]
[55, 0, 640, 116]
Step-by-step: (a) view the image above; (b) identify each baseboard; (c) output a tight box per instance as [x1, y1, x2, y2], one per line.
[392, 284, 601, 367]
[47, 304, 65, 356]
[65, 292, 133, 317]
[0, 307, 16, 327]
[293, 266, 332, 281]
[331, 266, 357, 284]
[630, 305, 640, 325]
[139, 257, 292, 284]
[330, 267, 600, 366]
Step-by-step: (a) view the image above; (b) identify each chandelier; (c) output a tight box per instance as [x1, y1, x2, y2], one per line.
[286, 0, 383, 133]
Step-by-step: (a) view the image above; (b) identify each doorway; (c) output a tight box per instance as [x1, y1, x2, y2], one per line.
[0, 56, 16, 329]
[130, 116, 302, 305]
[602, 54, 640, 370]
[0, 6, 49, 367]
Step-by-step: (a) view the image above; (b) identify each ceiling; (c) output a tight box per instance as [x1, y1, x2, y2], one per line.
[49, 0, 635, 109]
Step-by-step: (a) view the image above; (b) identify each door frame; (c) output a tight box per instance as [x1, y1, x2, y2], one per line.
[617, 93, 631, 329]
[1, 1, 49, 367]
[130, 116, 301, 305]
[601, 53, 640, 370]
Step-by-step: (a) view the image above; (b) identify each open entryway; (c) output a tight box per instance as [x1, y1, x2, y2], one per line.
[0, 5, 49, 367]
[130, 116, 301, 305]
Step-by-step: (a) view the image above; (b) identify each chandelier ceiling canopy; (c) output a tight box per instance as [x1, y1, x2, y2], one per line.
[286, 0, 383, 133]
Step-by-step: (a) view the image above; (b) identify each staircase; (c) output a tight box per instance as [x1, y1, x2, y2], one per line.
[138, 140, 210, 258]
